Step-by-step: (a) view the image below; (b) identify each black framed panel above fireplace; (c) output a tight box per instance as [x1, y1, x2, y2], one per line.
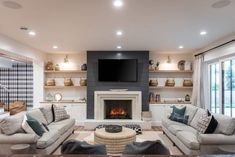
[87, 51, 149, 119]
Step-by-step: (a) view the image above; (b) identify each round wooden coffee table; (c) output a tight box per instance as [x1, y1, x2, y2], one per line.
[94, 127, 136, 154]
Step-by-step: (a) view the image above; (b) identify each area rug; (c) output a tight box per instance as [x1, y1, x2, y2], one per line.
[53, 131, 182, 155]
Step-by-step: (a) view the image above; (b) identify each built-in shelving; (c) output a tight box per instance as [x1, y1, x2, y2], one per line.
[45, 70, 87, 73]
[44, 86, 87, 89]
[149, 86, 193, 89]
[149, 101, 192, 104]
[149, 70, 193, 73]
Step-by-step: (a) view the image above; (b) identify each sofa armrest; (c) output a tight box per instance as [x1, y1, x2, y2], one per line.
[0, 133, 38, 144]
[198, 133, 235, 145]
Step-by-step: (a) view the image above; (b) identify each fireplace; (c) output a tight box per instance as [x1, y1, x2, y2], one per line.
[94, 91, 142, 120]
[104, 100, 132, 119]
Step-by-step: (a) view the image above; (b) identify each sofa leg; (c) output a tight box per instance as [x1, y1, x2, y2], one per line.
[173, 142, 176, 146]
[163, 131, 165, 135]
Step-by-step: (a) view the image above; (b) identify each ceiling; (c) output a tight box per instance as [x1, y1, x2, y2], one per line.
[0, 0, 235, 54]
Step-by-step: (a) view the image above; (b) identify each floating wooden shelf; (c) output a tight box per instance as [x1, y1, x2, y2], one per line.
[149, 86, 193, 89]
[45, 70, 87, 73]
[149, 101, 192, 104]
[44, 86, 87, 89]
[149, 70, 193, 73]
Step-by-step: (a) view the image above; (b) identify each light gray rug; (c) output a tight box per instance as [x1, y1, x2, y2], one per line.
[53, 131, 182, 155]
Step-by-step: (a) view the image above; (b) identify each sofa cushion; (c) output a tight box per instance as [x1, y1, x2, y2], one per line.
[0, 112, 25, 135]
[37, 130, 60, 149]
[190, 108, 207, 129]
[0, 133, 38, 144]
[52, 105, 70, 122]
[162, 118, 185, 129]
[213, 113, 235, 135]
[168, 125, 198, 136]
[169, 113, 189, 124]
[184, 105, 198, 124]
[165, 105, 197, 125]
[40, 105, 54, 124]
[48, 118, 75, 135]
[198, 134, 235, 145]
[27, 109, 47, 124]
[26, 115, 45, 137]
[176, 131, 199, 150]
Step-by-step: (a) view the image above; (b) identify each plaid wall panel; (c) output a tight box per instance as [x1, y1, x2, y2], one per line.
[0, 63, 33, 107]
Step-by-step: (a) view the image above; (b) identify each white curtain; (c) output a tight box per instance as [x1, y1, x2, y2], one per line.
[192, 55, 206, 108]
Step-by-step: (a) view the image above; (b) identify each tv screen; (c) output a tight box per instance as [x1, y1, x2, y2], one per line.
[98, 59, 138, 82]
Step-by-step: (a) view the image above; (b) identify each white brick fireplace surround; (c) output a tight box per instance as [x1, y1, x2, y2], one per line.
[94, 91, 142, 120]
[84, 91, 151, 129]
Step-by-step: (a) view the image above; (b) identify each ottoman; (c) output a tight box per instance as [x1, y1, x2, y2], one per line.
[94, 127, 136, 154]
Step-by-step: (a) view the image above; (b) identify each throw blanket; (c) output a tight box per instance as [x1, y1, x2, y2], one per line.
[61, 140, 107, 155]
[123, 140, 170, 155]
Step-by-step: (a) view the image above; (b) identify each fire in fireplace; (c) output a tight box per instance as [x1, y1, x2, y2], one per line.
[104, 100, 132, 119]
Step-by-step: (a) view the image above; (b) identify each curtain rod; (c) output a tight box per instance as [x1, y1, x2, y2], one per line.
[195, 39, 235, 57]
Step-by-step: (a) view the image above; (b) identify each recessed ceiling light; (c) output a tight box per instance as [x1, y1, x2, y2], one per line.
[179, 45, 184, 49]
[28, 31, 36, 36]
[2, 1, 22, 9]
[200, 31, 207, 36]
[212, 0, 231, 8]
[53, 45, 58, 49]
[116, 31, 123, 36]
[113, 0, 123, 7]
[11, 59, 15, 62]
[117, 46, 122, 49]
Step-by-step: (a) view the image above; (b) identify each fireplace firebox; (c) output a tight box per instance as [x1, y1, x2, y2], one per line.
[104, 100, 132, 119]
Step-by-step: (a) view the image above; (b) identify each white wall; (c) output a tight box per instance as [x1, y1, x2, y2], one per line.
[0, 34, 46, 108]
[196, 33, 235, 62]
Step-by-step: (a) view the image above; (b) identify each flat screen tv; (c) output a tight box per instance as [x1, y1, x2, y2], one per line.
[98, 59, 138, 82]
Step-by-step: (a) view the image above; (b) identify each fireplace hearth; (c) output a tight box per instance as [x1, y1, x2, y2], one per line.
[104, 100, 132, 119]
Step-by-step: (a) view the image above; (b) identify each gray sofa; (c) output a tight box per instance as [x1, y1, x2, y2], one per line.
[0, 106, 75, 154]
[162, 105, 235, 155]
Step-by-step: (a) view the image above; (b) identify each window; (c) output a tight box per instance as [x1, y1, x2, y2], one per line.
[209, 58, 235, 117]
[222, 59, 235, 117]
[209, 63, 220, 113]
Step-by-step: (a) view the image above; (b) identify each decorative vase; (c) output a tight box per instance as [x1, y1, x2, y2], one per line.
[81, 64, 87, 71]
[55, 64, 60, 71]
[45, 61, 54, 71]
[185, 94, 190, 102]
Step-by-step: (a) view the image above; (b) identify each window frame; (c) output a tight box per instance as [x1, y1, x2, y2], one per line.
[208, 56, 235, 117]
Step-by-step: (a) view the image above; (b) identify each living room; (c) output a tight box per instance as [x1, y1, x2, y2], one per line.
[0, 0, 235, 156]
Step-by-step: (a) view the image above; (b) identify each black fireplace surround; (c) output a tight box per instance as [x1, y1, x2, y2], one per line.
[87, 51, 149, 119]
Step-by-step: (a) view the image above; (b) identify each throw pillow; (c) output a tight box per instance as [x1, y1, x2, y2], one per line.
[205, 110, 218, 134]
[170, 106, 186, 117]
[27, 109, 48, 124]
[40, 105, 54, 124]
[0, 112, 25, 135]
[169, 113, 189, 124]
[197, 110, 218, 134]
[22, 115, 37, 135]
[26, 115, 45, 136]
[52, 105, 70, 122]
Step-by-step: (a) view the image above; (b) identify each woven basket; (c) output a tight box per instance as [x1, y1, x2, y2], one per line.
[165, 79, 175, 87]
[64, 78, 73, 86]
[46, 79, 55, 86]
[80, 79, 87, 86]
[183, 80, 193, 87]
[149, 80, 158, 86]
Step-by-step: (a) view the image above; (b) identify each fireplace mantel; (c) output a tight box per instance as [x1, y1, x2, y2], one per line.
[94, 91, 142, 120]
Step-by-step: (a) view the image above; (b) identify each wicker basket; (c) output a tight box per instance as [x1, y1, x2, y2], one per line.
[149, 80, 158, 86]
[80, 78, 87, 86]
[46, 79, 55, 86]
[64, 78, 73, 86]
[165, 79, 175, 87]
[183, 80, 193, 87]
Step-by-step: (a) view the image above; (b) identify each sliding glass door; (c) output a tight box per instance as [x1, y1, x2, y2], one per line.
[222, 59, 235, 117]
[209, 63, 220, 113]
[209, 58, 235, 117]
